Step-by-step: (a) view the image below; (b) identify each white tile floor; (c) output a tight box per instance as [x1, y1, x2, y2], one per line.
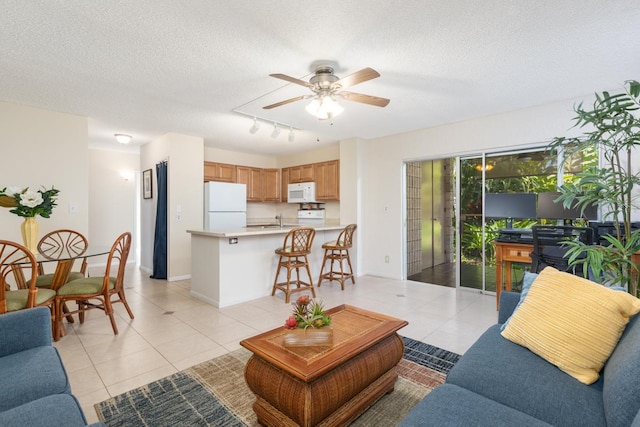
[53, 266, 498, 424]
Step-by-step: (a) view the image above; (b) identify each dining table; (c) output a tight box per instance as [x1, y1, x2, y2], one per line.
[10, 245, 111, 291]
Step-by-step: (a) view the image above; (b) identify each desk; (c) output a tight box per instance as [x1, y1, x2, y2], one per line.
[493, 241, 533, 309]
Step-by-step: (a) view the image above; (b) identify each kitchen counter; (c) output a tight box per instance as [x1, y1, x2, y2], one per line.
[187, 223, 348, 308]
[187, 222, 344, 238]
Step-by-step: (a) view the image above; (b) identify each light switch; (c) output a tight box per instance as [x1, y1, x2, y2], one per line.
[69, 202, 79, 213]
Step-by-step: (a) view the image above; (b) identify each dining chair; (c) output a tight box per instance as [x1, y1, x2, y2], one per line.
[36, 229, 88, 288]
[318, 224, 357, 290]
[0, 240, 55, 315]
[53, 232, 134, 341]
[271, 227, 316, 303]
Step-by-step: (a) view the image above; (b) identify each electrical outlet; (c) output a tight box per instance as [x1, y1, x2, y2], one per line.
[229, 238, 238, 244]
[385, 255, 390, 263]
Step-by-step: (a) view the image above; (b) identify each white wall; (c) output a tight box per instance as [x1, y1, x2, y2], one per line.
[0, 102, 89, 243]
[360, 97, 585, 279]
[88, 148, 139, 256]
[140, 132, 203, 281]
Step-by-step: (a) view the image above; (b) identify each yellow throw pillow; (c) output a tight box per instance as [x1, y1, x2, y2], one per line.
[501, 267, 640, 384]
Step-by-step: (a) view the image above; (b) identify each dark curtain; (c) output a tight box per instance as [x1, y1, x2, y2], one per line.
[151, 161, 168, 279]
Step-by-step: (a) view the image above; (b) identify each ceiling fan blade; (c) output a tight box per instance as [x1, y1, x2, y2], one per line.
[334, 68, 380, 89]
[263, 96, 307, 110]
[269, 73, 311, 87]
[339, 91, 390, 107]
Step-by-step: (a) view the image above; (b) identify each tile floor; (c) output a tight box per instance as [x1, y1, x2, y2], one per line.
[53, 266, 498, 424]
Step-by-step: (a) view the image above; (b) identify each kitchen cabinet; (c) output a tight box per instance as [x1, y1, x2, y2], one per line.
[236, 166, 262, 201]
[204, 162, 236, 182]
[262, 168, 280, 201]
[237, 166, 280, 202]
[314, 160, 340, 200]
[289, 164, 315, 183]
[281, 168, 290, 202]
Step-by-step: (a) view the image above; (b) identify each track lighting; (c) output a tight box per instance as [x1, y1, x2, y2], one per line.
[270, 122, 280, 139]
[114, 134, 132, 144]
[288, 127, 295, 142]
[249, 117, 260, 134]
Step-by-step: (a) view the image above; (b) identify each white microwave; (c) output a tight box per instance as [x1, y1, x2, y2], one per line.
[288, 182, 317, 203]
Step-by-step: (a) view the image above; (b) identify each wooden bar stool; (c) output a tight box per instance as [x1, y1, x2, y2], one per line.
[272, 227, 316, 303]
[318, 224, 357, 290]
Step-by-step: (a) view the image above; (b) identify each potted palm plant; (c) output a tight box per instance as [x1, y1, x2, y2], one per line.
[548, 80, 640, 296]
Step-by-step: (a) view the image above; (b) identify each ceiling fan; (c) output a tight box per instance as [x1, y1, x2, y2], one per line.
[263, 65, 390, 120]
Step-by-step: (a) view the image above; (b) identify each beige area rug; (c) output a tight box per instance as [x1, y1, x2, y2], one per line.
[96, 337, 459, 426]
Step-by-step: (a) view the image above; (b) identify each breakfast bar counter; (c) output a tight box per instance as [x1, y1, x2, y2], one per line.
[187, 223, 345, 308]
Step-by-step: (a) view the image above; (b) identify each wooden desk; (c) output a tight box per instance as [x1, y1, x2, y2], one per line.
[493, 241, 533, 309]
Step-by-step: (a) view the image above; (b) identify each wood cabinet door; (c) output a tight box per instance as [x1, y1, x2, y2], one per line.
[249, 168, 262, 201]
[281, 168, 290, 202]
[262, 169, 280, 201]
[314, 160, 340, 200]
[289, 166, 302, 183]
[235, 166, 253, 200]
[217, 163, 236, 182]
[204, 162, 236, 182]
[300, 164, 315, 182]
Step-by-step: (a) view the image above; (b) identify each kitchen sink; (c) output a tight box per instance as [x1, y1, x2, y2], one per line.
[246, 223, 297, 229]
[246, 223, 283, 229]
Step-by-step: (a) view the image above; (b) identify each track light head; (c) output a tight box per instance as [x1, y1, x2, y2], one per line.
[270, 122, 280, 139]
[288, 127, 295, 142]
[249, 117, 260, 134]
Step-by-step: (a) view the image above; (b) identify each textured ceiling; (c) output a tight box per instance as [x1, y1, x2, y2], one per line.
[1, 1, 639, 155]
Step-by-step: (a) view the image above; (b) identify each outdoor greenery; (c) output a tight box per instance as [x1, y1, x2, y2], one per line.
[548, 80, 640, 296]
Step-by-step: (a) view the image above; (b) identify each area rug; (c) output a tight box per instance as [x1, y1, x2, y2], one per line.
[95, 336, 460, 427]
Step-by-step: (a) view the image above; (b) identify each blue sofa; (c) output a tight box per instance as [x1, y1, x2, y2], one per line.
[0, 307, 104, 427]
[400, 291, 640, 427]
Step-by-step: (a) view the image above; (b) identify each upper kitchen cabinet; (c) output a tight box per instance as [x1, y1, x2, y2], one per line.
[262, 169, 281, 202]
[289, 164, 315, 183]
[314, 160, 340, 200]
[237, 166, 280, 202]
[281, 168, 290, 202]
[236, 166, 263, 201]
[204, 162, 236, 182]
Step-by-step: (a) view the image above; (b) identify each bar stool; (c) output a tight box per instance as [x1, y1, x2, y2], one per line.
[318, 224, 357, 290]
[272, 227, 316, 303]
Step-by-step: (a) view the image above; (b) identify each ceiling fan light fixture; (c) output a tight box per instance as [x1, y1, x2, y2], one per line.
[114, 133, 132, 144]
[305, 95, 344, 120]
[249, 117, 260, 134]
[270, 122, 280, 139]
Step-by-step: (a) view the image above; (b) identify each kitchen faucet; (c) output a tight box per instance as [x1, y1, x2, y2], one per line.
[276, 213, 283, 227]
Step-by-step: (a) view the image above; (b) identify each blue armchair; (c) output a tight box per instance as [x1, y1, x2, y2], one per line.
[0, 307, 104, 427]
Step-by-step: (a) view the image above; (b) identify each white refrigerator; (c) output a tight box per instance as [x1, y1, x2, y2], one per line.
[204, 182, 247, 229]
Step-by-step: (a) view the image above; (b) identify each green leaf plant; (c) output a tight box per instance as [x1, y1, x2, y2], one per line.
[548, 80, 640, 296]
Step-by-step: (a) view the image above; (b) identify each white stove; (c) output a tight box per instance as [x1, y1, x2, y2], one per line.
[297, 209, 325, 223]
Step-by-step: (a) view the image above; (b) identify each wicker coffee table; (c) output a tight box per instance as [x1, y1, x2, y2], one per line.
[240, 304, 408, 427]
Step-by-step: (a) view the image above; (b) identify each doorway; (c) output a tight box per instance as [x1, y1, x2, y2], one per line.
[406, 159, 455, 287]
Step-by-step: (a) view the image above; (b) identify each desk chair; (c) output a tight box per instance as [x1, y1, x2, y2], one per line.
[272, 227, 316, 303]
[318, 224, 357, 290]
[530, 225, 594, 276]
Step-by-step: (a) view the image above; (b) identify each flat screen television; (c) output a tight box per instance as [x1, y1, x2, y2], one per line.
[485, 193, 537, 228]
[537, 192, 598, 220]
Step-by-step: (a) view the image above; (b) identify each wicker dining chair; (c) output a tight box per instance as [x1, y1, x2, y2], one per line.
[272, 227, 317, 303]
[35, 229, 88, 288]
[318, 224, 357, 290]
[0, 240, 55, 315]
[53, 232, 134, 341]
